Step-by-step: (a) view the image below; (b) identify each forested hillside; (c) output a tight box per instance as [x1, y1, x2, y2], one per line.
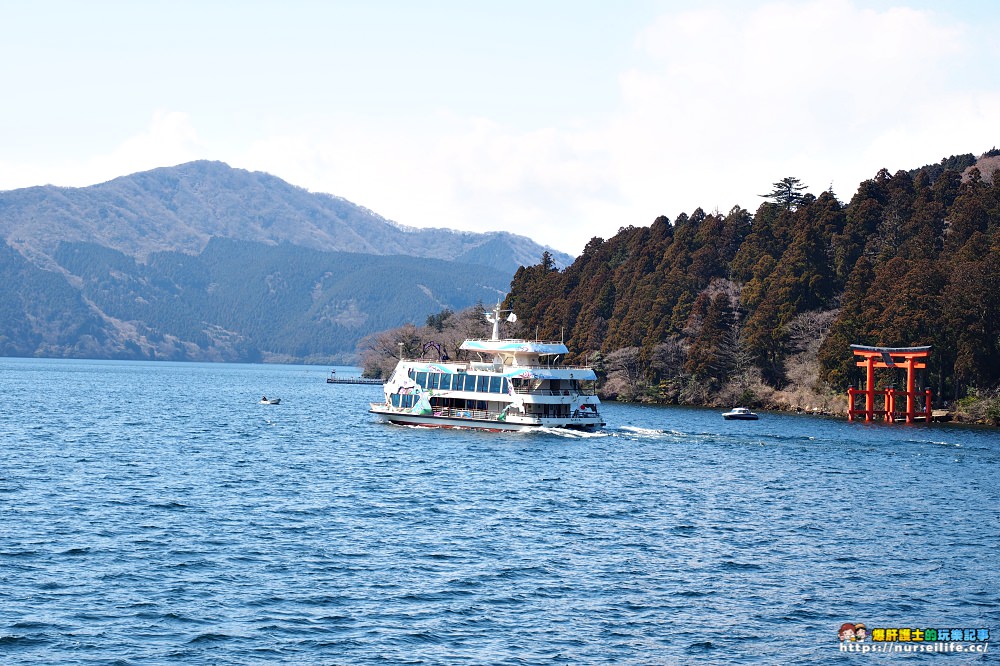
[0, 238, 510, 362]
[500, 151, 1000, 420]
[0, 160, 567, 363]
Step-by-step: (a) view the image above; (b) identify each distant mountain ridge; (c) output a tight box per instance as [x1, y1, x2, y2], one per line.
[0, 160, 572, 273]
[0, 161, 570, 363]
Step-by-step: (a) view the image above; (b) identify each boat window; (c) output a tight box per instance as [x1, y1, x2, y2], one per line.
[501, 378, 509, 394]
[489, 376, 502, 393]
[392, 393, 418, 409]
[474, 376, 488, 392]
[459, 375, 471, 391]
[427, 373, 439, 390]
[439, 374, 452, 390]
[415, 372, 427, 388]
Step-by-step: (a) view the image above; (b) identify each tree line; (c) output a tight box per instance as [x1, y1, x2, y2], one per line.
[495, 153, 999, 421]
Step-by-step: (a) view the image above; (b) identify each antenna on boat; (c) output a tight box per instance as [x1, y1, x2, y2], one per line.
[484, 300, 516, 340]
[484, 302, 500, 341]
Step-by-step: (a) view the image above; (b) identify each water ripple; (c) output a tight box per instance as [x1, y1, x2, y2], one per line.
[1, 359, 998, 665]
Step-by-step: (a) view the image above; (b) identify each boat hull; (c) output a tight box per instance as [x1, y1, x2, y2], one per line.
[722, 413, 757, 420]
[369, 407, 604, 432]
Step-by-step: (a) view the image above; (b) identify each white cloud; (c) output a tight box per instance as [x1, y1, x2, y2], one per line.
[3, 1, 994, 259]
[608, 0, 970, 217]
[233, 114, 621, 252]
[86, 110, 204, 184]
[272, 0, 981, 255]
[0, 110, 203, 190]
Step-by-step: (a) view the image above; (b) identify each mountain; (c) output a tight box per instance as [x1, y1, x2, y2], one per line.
[0, 235, 512, 363]
[0, 160, 572, 274]
[0, 161, 570, 363]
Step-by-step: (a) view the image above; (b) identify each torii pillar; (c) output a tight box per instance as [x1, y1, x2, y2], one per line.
[847, 345, 932, 424]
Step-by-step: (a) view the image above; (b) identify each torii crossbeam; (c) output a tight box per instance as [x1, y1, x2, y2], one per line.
[847, 345, 932, 424]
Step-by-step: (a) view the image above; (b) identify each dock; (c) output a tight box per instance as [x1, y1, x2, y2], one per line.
[326, 375, 383, 385]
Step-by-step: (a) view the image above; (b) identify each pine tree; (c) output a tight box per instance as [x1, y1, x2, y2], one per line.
[760, 176, 808, 210]
[685, 293, 735, 384]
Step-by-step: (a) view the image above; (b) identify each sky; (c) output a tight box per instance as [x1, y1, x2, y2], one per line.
[2, 0, 998, 256]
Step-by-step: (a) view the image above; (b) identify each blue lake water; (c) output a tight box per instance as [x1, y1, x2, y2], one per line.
[1, 357, 998, 664]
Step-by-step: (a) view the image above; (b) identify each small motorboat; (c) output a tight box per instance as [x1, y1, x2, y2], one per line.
[722, 407, 758, 420]
[260, 396, 281, 405]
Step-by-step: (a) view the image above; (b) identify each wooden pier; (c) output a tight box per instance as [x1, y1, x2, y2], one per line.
[326, 374, 383, 385]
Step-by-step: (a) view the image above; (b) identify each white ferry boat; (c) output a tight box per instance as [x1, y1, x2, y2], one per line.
[369, 304, 605, 431]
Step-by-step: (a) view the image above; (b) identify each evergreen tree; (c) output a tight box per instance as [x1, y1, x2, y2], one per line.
[760, 176, 808, 210]
[685, 293, 735, 385]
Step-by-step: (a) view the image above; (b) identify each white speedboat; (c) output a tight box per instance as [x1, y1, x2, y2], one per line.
[370, 303, 605, 431]
[260, 397, 281, 405]
[722, 407, 758, 420]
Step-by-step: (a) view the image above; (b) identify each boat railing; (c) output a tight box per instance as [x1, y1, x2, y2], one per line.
[513, 387, 597, 396]
[438, 362, 595, 371]
[431, 406, 492, 420]
[403, 358, 595, 372]
[430, 406, 545, 423]
[463, 337, 565, 346]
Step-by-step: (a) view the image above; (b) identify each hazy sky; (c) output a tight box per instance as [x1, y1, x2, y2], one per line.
[2, 0, 998, 256]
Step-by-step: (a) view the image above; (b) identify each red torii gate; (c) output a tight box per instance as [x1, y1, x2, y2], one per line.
[847, 345, 933, 424]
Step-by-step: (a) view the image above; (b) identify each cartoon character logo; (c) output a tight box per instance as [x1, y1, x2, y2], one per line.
[839, 623, 857, 642]
[854, 623, 867, 641]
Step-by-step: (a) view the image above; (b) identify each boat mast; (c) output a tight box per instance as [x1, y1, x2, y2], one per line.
[484, 301, 517, 341]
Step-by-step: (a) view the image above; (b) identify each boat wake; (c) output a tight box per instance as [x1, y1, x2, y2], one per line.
[617, 425, 688, 439]
[533, 426, 608, 439]
[927, 440, 961, 448]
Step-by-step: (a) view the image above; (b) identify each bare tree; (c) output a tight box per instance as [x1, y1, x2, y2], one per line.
[360, 323, 421, 378]
[604, 346, 646, 400]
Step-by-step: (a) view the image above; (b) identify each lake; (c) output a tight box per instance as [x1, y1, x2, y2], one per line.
[1, 358, 997, 664]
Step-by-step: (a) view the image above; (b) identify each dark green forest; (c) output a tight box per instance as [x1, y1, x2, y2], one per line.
[0, 238, 510, 362]
[0, 159, 553, 364]
[501, 153, 1000, 420]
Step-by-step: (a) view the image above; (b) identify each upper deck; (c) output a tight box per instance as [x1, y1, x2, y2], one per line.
[420, 303, 593, 378]
[396, 357, 597, 381]
[458, 339, 568, 355]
